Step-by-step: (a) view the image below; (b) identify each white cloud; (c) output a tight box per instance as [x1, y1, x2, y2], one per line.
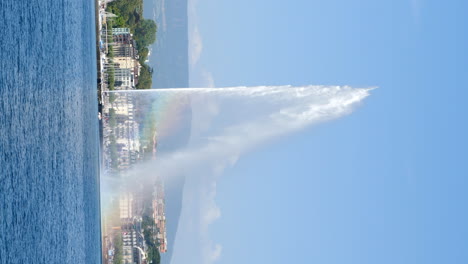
[206, 244, 222, 263]
[188, 0, 215, 88]
[200, 70, 215, 88]
[190, 26, 203, 67]
[200, 180, 223, 264]
[188, 0, 202, 68]
[201, 181, 221, 227]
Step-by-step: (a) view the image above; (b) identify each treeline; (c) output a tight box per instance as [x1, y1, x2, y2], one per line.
[141, 195, 162, 264]
[113, 233, 124, 264]
[106, 0, 157, 89]
[142, 214, 161, 264]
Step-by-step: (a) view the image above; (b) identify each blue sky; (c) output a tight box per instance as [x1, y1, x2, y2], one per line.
[182, 1, 468, 263]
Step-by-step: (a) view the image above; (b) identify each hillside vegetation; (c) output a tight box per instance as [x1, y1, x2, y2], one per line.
[106, 0, 157, 89]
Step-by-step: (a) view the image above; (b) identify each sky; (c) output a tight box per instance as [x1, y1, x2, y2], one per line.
[177, 1, 468, 264]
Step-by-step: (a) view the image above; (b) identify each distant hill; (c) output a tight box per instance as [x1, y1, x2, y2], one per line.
[144, 0, 189, 88]
[143, 0, 189, 263]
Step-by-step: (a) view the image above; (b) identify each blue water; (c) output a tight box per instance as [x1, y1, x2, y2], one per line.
[0, 0, 101, 263]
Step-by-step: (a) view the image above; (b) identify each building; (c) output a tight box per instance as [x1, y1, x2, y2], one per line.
[102, 92, 142, 173]
[114, 68, 134, 88]
[112, 28, 131, 44]
[109, 57, 140, 89]
[112, 27, 130, 35]
[113, 43, 137, 58]
[122, 229, 138, 264]
[152, 180, 168, 253]
[120, 192, 134, 220]
[113, 57, 139, 70]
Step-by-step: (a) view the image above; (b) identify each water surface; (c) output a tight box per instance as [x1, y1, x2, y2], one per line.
[0, 0, 101, 263]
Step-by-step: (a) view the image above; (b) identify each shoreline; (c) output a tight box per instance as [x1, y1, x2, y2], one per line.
[94, 1, 166, 263]
[94, 1, 106, 263]
[95, 0, 102, 105]
[95, 0, 104, 159]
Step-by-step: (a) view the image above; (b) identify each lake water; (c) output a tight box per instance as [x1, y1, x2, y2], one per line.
[0, 0, 101, 263]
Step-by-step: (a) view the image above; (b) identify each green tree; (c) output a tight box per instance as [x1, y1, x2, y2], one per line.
[138, 47, 149, 64]
[107, 0, 142, 30]
[107, 67, 115, 91]
[136, 64, 152, 89]
[107, 46, 114, 58]
[147, 246, 161, 264]
[141, 211, 161, 264]
[134, 19, 157, 50]
[113, 233, 124, 264]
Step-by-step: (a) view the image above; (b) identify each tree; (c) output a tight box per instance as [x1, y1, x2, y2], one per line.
[136, 64, 152, 89]
[113, 233, 124, 264]
[134, 19, 157, 49]
[107, 46, 114, 58]
[106, 0, 142, 30]
[138, 47, 149, 64]
[107, 67, 115, 91]
[141, 212, 161, 264]
[147, 247, 161, 264]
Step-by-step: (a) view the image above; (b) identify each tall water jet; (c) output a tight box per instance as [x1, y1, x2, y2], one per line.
[99, 85, 372, 264]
